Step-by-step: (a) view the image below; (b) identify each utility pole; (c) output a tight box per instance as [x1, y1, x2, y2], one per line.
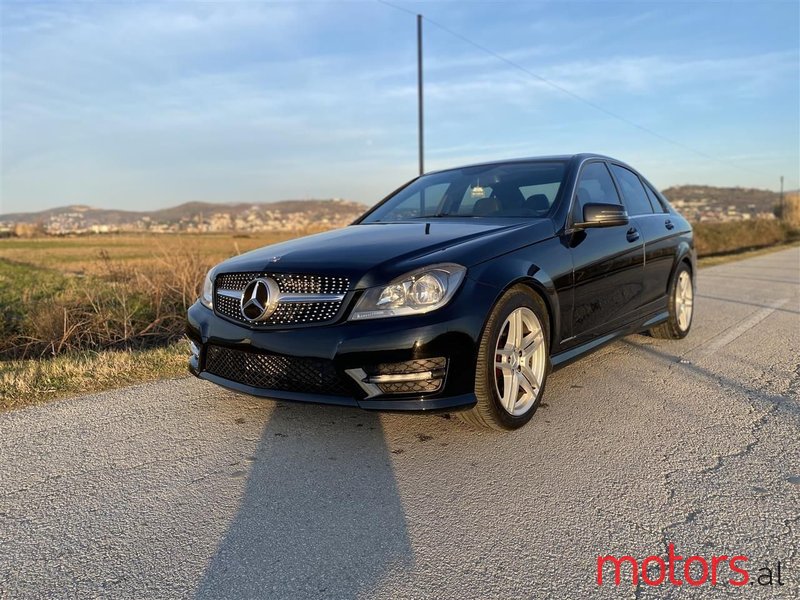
[780, 175, 784, 218]
[417, 14, 424, 176]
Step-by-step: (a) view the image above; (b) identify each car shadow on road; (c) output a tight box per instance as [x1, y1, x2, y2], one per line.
[619, 338, 800, 419]
[195, 400, 412, 599]
[696, 294, 800, 315]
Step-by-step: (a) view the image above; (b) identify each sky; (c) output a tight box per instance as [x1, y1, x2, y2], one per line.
[1, 0, 798, 214]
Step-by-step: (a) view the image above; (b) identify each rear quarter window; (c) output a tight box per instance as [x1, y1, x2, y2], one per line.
[643, 183, 668, 213]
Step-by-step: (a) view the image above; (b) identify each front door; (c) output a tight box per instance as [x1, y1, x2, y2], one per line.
[568, 161, 645, 340]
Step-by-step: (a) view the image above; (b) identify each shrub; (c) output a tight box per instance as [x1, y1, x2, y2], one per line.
[0, 246, 213, 359]
[778, 193, 800, 229]
[693, 220, 790, 257]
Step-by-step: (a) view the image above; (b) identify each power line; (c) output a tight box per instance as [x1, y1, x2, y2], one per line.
[377, 0, 766, 177]
[377, 0, 416, 17]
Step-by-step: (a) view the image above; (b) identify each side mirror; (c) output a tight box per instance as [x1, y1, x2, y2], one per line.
[575, 202, 629, 228]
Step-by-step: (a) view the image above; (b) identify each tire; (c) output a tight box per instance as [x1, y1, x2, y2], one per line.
[649, 263, 694, 339]
[457, 285, 551, 430]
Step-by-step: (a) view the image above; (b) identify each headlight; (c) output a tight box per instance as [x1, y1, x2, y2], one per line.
[200, 268, 215, 309]
[349, 263, 466, 321]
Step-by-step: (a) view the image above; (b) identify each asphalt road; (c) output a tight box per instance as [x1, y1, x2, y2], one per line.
[2, 247, 799, 599]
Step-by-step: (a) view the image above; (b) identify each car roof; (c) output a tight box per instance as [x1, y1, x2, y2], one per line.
[424, 153, 619, 175]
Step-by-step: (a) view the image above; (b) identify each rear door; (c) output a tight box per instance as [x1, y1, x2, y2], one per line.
[567, 161, 645, 340]
[609, 163, 678, 308]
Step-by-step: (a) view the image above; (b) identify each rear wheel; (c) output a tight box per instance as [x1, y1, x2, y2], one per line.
[650, 263, 694, 339]
[457, 286, 550, 430]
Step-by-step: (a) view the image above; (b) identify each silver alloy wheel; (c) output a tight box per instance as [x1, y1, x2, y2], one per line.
[493, 306, 547, 416]
[676, 270, 694, 332]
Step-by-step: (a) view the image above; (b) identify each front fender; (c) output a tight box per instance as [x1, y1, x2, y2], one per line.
[465, 236, 572, 347]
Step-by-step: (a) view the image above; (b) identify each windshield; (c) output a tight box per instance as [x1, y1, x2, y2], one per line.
[361, 161, 567, 222]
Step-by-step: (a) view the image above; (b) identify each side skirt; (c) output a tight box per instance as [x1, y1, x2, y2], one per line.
[551, 310, 669, 370]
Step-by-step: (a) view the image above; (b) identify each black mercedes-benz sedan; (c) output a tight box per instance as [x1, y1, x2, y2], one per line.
[187, 153, 695, 429]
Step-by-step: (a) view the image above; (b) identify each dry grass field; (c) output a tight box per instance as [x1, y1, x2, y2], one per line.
[0, 234, 300, 355]
[0, 232, 305, 409]
[0, 232, 298, 276]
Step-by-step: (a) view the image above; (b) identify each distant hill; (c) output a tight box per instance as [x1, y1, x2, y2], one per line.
[0, 199, 369, 235]
[0, 204, 140, 226]
[0, 199, 368, 225]
[661, 185, 783, 221]
[0, 185, 789, 233]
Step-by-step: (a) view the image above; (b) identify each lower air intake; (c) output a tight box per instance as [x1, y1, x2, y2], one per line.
[204, 345, 352, 397]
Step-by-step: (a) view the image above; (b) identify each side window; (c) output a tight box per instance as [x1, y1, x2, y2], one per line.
[387, 183, 449, 219]
[644, 183, 667, 213]
[573, 162, 620, 222]
[609, 164, 654, 215]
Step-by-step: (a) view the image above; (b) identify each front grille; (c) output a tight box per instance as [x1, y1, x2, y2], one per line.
[216, 273, 349, 295]
[214, 272, 349, 327]
[204, 345, 352, 397]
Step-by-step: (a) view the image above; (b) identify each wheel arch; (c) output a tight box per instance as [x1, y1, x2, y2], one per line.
[467, 238, 569, 353]
[670, 239, 697, 288]
[509, 277, 557, 348]
[476, 272, 559, 353]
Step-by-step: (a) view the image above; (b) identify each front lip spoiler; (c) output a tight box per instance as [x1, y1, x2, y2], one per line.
[197, 372, 476, 413]
[358, 394, 476, 412]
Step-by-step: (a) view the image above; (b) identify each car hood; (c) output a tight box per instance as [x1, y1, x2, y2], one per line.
[216, 218, 555, 288]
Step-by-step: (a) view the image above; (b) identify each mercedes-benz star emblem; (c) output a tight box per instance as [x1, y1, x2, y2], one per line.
[240, 278, 278, 322]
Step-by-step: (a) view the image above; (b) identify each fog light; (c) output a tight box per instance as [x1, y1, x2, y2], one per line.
[346, 358, 447, 398]
[189, 340, 200, 359]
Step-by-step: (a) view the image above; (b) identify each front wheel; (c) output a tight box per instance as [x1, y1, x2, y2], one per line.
[650, 263, 694, 339]
[457, 286, 550, 430]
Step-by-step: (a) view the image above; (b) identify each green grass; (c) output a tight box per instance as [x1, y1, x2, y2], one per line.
[0, 260, 72, 354]
[0, 258, 69, 302]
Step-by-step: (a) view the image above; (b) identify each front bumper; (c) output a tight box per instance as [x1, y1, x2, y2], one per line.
[186, 278, 499, 411]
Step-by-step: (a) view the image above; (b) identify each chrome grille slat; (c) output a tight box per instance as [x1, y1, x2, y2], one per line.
[214, 272, 349, 327]
[216, 272, 349, 294]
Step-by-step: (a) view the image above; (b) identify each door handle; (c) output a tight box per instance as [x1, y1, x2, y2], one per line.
[665, 219, 674, 230]
[626, 227, 640, 242]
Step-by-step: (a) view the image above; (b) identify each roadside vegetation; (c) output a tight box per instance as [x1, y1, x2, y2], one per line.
[693, 193, 799, 256]
[0, 344, 187, 411]
[697, 239, 800, 267]
[1, 198, 798, 410]
[693, 219, 796, 256]
[0, 233, 300, 409]
[0, 233, 296, 359]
